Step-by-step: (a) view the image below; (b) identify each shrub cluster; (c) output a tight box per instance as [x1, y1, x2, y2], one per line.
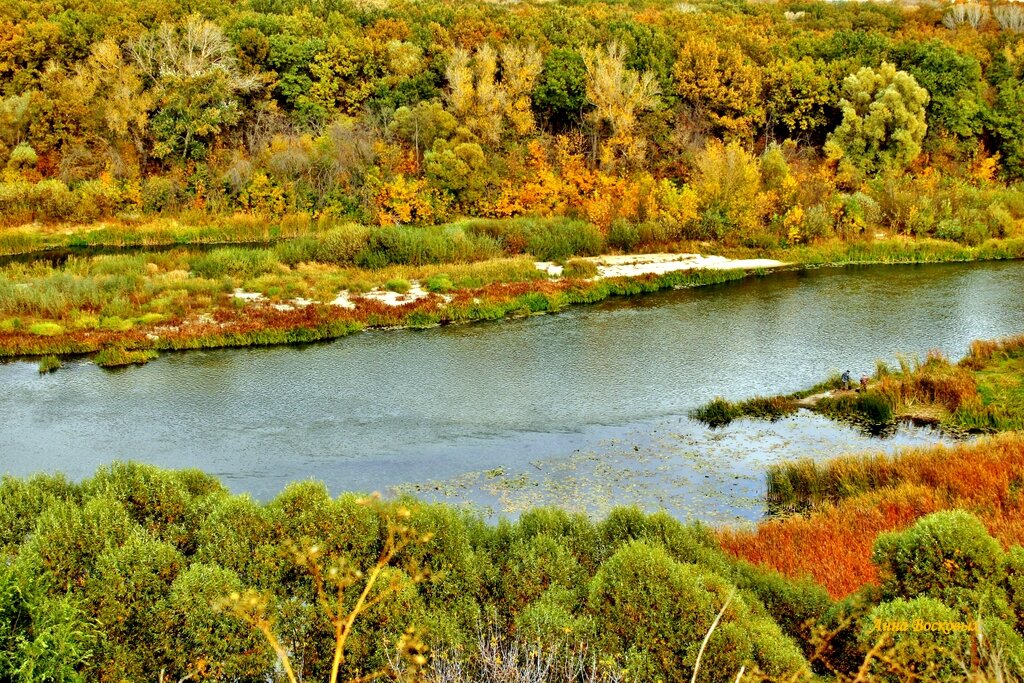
[0, 465, 830, 682]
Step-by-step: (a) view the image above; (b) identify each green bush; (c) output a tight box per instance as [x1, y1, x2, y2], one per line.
[194, 495, 279, 586]
[607, 220, 640, 251]
[515, 585, 595, 647]
[17, 496, 138, 593]
[858, 598, 969, 681]
[586, 540, 807, 682]
[85, 462, 223, 552]
[356, 225, 501, 267]
[872, 511, 1004, 613]
[314, 223, 371, 265]
[505, 507, 602, 572]
[165, 564, 273, 680]
[385, 278, 411, 293]
[189, 248, 280, 279]
[525, 219, 603, 262]
[1001, 546, 1024, 631]
[0, 570, 95, 682]
[83, 530, 185, 681]
[424, 273, 454, 293]
[465, 217, 604, 261]
[274, 237, 320, 265]
[499, 533, 587, 613]
[0, 474, 79, 554]
[141, 177, 181, 213]
[28, 322, 63, 337]
[8, 143, 37, 169]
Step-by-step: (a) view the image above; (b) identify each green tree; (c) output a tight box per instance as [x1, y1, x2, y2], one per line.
[824, 62, 929, 174]
[131, 15, 258, 162]
[390, 100, 457, 160]
[533, 48, 588, 128]
[424, 140, 491, 208]
[764, 57, 833, 142]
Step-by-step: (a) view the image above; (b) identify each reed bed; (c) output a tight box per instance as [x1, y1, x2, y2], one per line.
[721, 434, 1024, 598]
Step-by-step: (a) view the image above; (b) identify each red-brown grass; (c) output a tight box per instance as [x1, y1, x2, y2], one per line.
[963, 333, 1024, 369]
[719, 434, 1024, 598]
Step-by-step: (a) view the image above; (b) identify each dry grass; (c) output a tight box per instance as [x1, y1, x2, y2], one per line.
[720, 434, 1024, 598]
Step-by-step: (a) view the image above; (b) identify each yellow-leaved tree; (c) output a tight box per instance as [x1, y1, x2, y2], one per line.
[673, 36, 763, 141]
[444, 44, 542, 144]
[582, 42, 660, 170]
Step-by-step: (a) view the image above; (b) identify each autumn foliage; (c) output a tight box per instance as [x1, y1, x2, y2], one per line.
[719, 434, 1024, 598]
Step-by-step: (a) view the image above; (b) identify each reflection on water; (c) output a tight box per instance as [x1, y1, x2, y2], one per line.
[1, 260, 1021, 519]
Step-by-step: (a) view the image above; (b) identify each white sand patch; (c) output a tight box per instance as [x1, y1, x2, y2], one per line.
[232, 288, 264, 301]
[331, 292, 356, 309]
[329, 281, 450, 310]
[535, 261, 564, 277]
[235, 289, 318, 311]
[360, 282, 433, 306]
[535, 253, 787, 279]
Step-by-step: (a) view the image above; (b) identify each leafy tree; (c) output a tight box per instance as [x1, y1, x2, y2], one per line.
[989, 43, 1024, 179]
[764, 57, 834, 142]
[424, 140, 491, 207]
[673, 36, 763, 140]
[582, 42, 660, 169]
[894, 40, 985, 145]
[390, 100, 458, 160]
[131, 15, 258, 162]
[445, 44, 542, 144]
[533, 48, 588, 128]
[824, 62, 929, 174]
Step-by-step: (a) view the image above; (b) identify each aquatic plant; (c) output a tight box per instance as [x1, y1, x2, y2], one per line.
[93, 347, 158, 368]
[690, 398, 738, 428]
[37, 355, 61, 373]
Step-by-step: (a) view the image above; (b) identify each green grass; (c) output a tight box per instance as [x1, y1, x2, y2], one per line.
[709, 335, 1024, 436]
[690, 395, 798, 428]
[385, 278, 411, 293]
[93, 347, 158, 368]
[37, 355, 61, 373]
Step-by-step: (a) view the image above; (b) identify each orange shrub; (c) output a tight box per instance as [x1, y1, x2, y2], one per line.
[721, 435, 1024, 598]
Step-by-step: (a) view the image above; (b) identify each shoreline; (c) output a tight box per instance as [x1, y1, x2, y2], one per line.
[3, 238, 1024, 365]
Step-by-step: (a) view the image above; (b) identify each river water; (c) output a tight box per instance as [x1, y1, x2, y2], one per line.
[2, 261, 1022, 522]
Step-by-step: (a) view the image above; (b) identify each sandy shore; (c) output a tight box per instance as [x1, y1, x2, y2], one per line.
[232, 253, 787, 313]
[535, 253, 787, 278]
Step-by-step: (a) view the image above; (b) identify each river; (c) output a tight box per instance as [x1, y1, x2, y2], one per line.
[2, 261, 1022, 522]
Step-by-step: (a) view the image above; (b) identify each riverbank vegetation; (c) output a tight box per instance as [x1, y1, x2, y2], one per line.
[5, 0, 1024, 358]
[720, 434, 1024, 603]
[0, 237, 764, 359]
[2, 460, 1023, 681]
[692, 334, 1024, 434]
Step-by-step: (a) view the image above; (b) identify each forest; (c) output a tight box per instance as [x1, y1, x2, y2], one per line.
[1, 0, 1024, 247]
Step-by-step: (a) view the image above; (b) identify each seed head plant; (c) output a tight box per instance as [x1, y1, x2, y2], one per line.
[218, 493, 435, 683]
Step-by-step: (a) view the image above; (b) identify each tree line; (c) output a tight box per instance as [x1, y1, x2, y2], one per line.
[1, 0, 1024, 240]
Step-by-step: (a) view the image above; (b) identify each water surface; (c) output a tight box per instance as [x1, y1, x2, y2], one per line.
[1, 261, 1021, 521]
